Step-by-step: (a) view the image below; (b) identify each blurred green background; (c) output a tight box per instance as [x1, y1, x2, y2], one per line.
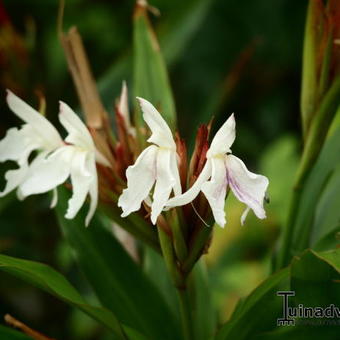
[0, 0, 306, 338]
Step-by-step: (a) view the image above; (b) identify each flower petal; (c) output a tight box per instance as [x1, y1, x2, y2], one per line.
[6, 90, 62, 150]
[0, 163, 28, 197]
[151, 149, 175, 224]
[226, 155, 269, 221]
[201, 157, 227, 227]
[85, 155, 98, 227]
[0, 126, 38, 164]
[167, 159, 212, 207]
[170, 151, 182, 196]
[207, 114, 235, 157]
[137, 97, 175, 149]
[65, 151, 93, 222]
[19, 146, 74, 196]
[50, 188, 58, 208]
[59, 101, 94, 150]
[118, 145, 158, 217]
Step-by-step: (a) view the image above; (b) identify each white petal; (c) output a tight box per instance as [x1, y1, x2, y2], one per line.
[201, 157, 227, 227]
[50, 188, 58, 208]
[0, 126, 38, 164]
[226, 155, 269, 221]
[65, 151, 93, 222]
[170, 151, 182, 196]
[167, 159, 212, 207]
[59, 101, 94, 150]
[0, 163, 28, 197]
[118, 145, 158, 217]
[6, 90, 62, 150]
[151, 149, 175, 224]
[85, 154, 98, 226]
[137, 97, 175, 149]
[240, 206, 250, 225]
[95, 149, 111, 167]
[19, 146, 74, 196]
[207, 114, 235, 157]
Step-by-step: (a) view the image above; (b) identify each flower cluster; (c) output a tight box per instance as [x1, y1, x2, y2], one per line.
[0, 91, 110, 226]
[0, 87, 268, 229]
[118, 97, 269, 228]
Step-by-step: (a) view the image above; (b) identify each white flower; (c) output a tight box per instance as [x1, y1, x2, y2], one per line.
[118, 97, 181, 224]
[167, 114, 269, 227]
[19, 102, 110, 226]
[0, 90, 63, 200]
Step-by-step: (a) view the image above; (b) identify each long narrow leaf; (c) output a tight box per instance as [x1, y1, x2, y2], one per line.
[56, 188, 180, 340]
[0, 254, 126, 338]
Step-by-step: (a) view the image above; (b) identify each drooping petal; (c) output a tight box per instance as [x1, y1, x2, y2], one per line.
[85, 154, 98, 227]
[226, 155, 269, 222]
[240, 206, 250, 226]
[207, 114, 235, 157]
[137, 97, 175, 149]
[118, 145, 158, 217]
[201, 157, 227, 227]
[6, 90, 62, 150]
[50, 188, 58, 208]
[167, 159, 212, 207]
[59, 101, 94, 150]
[19, 146, 74, 197]
[65, 151, 92, 222]
[0, 162, 28, 197]
[0, 126, 38, 164]
[151, 149, 175, 224]
[170, 151, 182, 196]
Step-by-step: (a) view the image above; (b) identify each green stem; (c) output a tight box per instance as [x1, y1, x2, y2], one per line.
[169, 210, 188, 263]
[275, 188, 302, 270]
[182, 225, 212, 274]
[157, 227, 194, 340]
[177, 288, 194, 340]
[276, 78, 340, 269]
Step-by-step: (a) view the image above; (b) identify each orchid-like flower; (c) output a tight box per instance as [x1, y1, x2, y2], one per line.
[118, 97, 181, 224]
[19, 102, 110, 226]
[0, 90, 63, 200]
[167, 114, 269, 227]
[0, 91, 109, 226]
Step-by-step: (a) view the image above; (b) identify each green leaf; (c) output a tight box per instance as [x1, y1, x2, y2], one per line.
[0, 254, 125, 338]
[56, 188, 180, 340]
[133, 3, 176, 131]
[216, 248, 340, 340]
[291, 249, 340, 307]
[291, 127, 340, 253]
[215, 268, 290, 340]
[0, 325, 32, 340]
[190, 261, 217, 340]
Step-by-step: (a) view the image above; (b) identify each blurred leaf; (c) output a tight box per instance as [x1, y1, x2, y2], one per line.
[291, 249, 340, 307]
[133, 4, 176, 131]
[216, 248, 340, 340]
[98, 0, 213, 116]
[312, 165, 340, 248]
[191, 261, 217, 340]
[254, 324, 338, 340]
[291, 127, 340, 253]
[215, 268, 289, 340]
[142, 247, 179, 316]
[260, 135, 299, 224]
[56, 188, 180, 340]
[0, 325, 32, 340]
[0, 253, 125, 338]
